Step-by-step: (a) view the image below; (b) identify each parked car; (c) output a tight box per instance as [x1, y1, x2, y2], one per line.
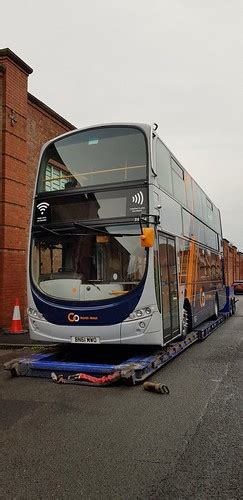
[233, 280, 243, 294]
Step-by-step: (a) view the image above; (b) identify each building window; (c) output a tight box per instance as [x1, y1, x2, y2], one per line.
[45, 163, 68, 191]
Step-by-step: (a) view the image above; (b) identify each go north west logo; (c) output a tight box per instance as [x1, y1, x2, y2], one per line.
[68, 313, 98, 322]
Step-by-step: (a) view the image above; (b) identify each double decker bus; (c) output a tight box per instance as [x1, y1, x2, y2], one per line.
[28, 123, 227, 345]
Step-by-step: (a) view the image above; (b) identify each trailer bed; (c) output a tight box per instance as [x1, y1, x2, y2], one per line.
[4, 313, 230, 385]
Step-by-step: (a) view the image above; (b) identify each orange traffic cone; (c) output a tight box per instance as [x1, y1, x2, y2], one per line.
[8, 298, 25, 334]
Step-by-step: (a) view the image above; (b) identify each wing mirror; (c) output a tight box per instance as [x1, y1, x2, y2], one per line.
[140, 227, 155, 248]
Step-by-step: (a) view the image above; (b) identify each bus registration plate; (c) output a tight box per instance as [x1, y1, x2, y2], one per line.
[71, 336, 100, 344]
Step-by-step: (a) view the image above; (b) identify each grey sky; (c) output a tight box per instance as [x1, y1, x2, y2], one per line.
[2, 0, 243, 248]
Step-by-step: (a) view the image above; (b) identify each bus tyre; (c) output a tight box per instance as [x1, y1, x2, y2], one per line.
[181, 306, 191, 340]
[212, 295, 219, 319]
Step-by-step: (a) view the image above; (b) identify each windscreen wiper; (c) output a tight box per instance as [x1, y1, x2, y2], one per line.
[34, 222, 141, 238]
[73, 222, 140, 237]
[38, 225, 60, 235]
[87, 280, 101, 291]
[73, 222, 113, 235]
[33, 225, 87, 237]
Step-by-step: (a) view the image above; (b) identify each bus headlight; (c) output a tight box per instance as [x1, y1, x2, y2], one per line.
[126, 306, 154, 321]
[27, 307, 44, 320]
[145, 307, 152, 315]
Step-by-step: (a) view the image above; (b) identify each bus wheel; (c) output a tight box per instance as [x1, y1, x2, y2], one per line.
[181, 306, 191, 339]
[212, 295, 219, 319]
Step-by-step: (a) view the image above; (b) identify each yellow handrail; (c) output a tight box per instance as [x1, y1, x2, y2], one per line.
[44, 164, 145, 183]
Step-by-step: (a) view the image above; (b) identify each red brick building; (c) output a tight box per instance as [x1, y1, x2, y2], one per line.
[0, 48, 75, 330]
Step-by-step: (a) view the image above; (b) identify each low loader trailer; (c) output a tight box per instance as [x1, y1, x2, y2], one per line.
[4, 312, 231, 386]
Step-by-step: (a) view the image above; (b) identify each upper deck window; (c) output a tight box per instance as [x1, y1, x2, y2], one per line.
[37, 126, 147, 193]
[206, 198, 213, 211]
[171, 157, 186, 205]
[171, 158, 184, 179]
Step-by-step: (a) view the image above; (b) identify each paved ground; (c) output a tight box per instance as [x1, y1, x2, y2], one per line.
[0, 332, 46, 346]
[0, 299, 242, 499]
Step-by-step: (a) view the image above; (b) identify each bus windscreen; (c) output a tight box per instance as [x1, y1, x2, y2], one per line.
[37, 126, 147, 193]
[31, 224, 147, 302]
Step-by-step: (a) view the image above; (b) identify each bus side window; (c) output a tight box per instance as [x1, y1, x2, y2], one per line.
[156, 140, 173, 195]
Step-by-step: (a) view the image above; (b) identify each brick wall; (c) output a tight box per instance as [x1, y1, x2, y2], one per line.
[0, 64, 4, 315]
[239, 253, 243, 280]
[223, 239, 243, 285]
[27, 95, 74, 231]
[0, 50, 29, 329]
[0, 48, 74, 330]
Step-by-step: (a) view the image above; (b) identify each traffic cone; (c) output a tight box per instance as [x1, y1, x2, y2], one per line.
[8, 298, 25, 334]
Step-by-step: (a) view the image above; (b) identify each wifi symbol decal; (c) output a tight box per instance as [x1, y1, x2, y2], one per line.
[37, 202, 50, 215]
[132, 191, 144, 205]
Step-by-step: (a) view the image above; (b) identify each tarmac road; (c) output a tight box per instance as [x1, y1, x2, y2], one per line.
[0, 298, 242, 500]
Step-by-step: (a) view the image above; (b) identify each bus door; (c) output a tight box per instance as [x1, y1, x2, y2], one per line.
[159, 234, 180, 342]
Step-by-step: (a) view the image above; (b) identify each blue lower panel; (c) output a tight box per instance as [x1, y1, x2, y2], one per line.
[30, 359, 118, 374]
[222, 286, 234, 313]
